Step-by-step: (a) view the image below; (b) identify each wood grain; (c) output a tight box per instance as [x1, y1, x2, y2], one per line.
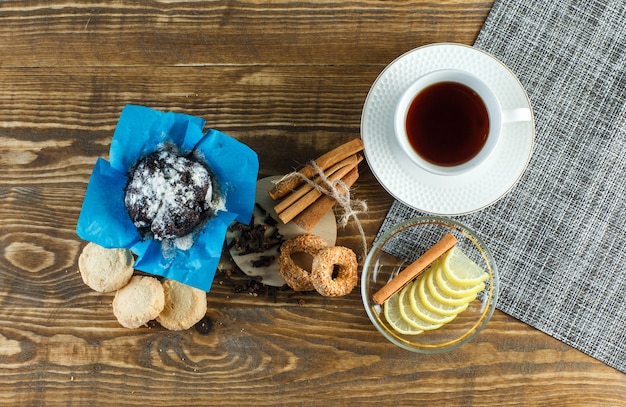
[0, 1, 624, 406]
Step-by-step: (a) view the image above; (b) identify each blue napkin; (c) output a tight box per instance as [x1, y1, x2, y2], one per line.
[76, 105, 259, 291]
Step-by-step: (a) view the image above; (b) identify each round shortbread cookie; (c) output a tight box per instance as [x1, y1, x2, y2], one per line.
[112, 276, 165, 329]
[156, 280, 207, 331]
[78, 242, 134, 293]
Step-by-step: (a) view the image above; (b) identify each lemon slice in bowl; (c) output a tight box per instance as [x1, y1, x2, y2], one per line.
[426, 265, 478, 307]
[435, 265, 486, 299]
[416, 269, 470, 316]
[408, 280, 457, 325]
[397, 283, 443, 331]
[383, 288, 424, 335]
[442, 247, 489, 287]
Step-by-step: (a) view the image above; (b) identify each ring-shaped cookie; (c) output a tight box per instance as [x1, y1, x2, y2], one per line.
[278, 234, 328, 291]
[310, 246, 358, 297]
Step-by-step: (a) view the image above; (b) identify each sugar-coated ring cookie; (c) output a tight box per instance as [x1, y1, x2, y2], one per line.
[278, 234, 329, 291]
[112, 276, 165, 329]
[78, 242, 134, 293]
[156, 280, 207, 331]
[310, 246, 358, 297]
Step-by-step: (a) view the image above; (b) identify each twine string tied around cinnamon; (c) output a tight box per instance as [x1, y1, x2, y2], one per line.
[276, 160, 368, 259]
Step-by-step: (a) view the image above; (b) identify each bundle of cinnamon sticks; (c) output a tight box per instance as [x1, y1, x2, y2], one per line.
[268, 138, 364, 231]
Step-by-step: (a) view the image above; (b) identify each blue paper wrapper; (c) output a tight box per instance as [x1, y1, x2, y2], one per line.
[76, 105, 259, 291]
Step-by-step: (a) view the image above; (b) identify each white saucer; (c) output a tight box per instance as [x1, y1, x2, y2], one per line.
[361, 43, 534, 215]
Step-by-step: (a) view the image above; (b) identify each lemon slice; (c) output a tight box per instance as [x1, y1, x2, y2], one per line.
[442, 247, 489, 287]
[383, 289, 424, 335]
[426, 264, 477, 307]
[434, 265, 486, 299]
[416, 269, 470, 316]
[397, 283, 443, 331]
[408, 280, 457, 325]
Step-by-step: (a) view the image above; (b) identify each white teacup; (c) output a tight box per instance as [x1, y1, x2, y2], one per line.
[395, 69, 531, 176]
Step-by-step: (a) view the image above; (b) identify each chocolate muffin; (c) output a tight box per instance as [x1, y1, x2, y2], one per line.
[124, 147, 217, 240]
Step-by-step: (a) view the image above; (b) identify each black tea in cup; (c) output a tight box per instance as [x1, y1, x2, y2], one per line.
[405, 82, 490, 167]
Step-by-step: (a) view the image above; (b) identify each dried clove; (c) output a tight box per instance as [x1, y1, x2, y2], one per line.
[195, 316, 214, 335]
[264, 214, 278, 227]
[255, 202, 267, 215]
[233, 276, 265, 295]
[226, 236, 239, 250]
[251, 255, 275, 268]
[229, 207, 285, 257]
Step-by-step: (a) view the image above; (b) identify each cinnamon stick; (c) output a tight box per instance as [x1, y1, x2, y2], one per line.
[293, 166, 359, 231]
[372, 233, 458, 305]
[275, 155, 362, 224]
[268, 138, 364, 200]
[273, 154, 359, 215]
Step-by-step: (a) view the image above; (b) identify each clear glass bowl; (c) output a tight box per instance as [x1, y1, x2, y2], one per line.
[361, 216, 498, 353]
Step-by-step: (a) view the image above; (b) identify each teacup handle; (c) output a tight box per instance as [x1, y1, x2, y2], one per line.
[502, 108, 532, 123]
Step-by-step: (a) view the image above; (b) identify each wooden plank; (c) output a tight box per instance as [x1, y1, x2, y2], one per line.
[0, 308, 623, 405]
[0, 65, 379, 183]
[0, 1, 489, 67]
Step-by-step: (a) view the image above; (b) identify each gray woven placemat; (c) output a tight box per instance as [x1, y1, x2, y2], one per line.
[378, 0, 625, 372]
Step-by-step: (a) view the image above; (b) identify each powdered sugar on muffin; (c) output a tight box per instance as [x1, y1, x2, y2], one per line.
[124, 147, 220, 241]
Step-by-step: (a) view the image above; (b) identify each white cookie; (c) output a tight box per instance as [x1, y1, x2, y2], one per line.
[112, 276, 165, 329]
[157, 280, 207, 331]
[78, 242, 134, 293]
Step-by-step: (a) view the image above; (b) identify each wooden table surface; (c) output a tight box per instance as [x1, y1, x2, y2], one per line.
[1, 1, 624, 405]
